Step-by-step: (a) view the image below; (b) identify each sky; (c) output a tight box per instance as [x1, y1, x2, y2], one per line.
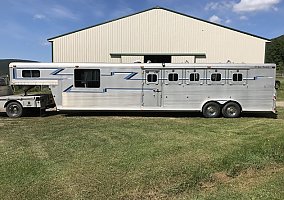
[0, 0, 284, 62]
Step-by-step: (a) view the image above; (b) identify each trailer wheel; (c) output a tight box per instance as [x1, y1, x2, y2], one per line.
[202, 102, 221, 118]
[6, 101, 23, 118]
[222, 102, 241, 118]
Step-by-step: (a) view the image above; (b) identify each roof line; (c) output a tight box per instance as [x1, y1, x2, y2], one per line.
[47, 7, 155, 41]
[47, 6, 270, 42]
[110, 53, 206, 57]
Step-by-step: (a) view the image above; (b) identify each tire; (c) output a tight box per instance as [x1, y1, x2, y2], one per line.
[202, 102, 221, 118]
[6, 101, 23, 118]
[222, 102, 241, 118]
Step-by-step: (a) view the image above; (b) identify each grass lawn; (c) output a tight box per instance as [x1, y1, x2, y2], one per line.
[276, 77, 284, 101]
[1, 110, 284, 199]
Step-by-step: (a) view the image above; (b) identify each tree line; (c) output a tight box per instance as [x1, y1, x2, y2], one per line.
[265, 35, 284, 75]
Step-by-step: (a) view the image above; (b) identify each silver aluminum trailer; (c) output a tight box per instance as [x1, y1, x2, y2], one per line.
[0, 62, 276, 118]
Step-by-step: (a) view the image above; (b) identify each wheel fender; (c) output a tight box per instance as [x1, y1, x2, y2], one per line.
[223, 100, 242, 112]
[216, 100, 228, 105]
[214, 100, 242, 110]
[4, 100, 22, 108]
[201, 100, 226, 109]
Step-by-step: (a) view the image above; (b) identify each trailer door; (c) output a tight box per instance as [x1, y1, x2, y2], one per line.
[142, 70, 162, 107]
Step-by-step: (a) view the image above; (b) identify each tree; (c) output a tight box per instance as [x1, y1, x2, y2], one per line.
[266, 35, 284, 75]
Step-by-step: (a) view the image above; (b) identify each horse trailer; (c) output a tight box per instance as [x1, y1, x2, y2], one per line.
[0, 62, 277, 118]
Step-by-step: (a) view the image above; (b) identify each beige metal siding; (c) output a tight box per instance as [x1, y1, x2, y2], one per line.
[50, 8, 267, 64]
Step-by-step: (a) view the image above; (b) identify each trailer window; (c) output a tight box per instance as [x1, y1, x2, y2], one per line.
[168, 73, 178, 81]
[22, 70, 40, 78]
[74, 69, 100, 88]
[189, 73, 200, 81]
[233, 73, 243, 82]
[147, 74, 157, 82]
[211, 73, 221, 81]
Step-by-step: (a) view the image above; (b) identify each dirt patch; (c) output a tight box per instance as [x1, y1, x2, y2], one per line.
[199, 172, 232, 191]
[211, 172, 231, 183]
[234, 165, 284, 191]
[277, 101, 284, 107]
[199, 165, 284, 192]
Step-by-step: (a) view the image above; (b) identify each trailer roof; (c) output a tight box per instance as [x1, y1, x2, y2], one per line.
[9, 62, 276, 69]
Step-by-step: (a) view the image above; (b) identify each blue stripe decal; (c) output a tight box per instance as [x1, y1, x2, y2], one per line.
[63, 86, 154, 93]
[101, 72, 140, 80]
[254, 76, 274, 80]
[51, 68, 64, 75]
[104, 88, 144, 92]
[124, 72, 138, 79]
[63, 85, 73, 92]
[51, 68, 73, 76]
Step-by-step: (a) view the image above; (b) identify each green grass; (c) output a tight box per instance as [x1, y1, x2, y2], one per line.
[1, 111, 284, 199]
[276, 77, 284, 101]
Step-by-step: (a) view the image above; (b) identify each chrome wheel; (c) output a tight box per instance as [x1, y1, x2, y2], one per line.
[202, 102, 221, 118]
[222, 102, 241, 118]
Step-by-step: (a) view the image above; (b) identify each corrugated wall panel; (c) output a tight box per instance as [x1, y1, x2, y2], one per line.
[51, 8, 267, 64]
[172, 56, 194, 63]
[122, 56, 143, 63]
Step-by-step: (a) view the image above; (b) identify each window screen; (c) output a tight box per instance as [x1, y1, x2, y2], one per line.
[147, 74, 158, 82]
[22, 70, 40, 78]
[168, 73, 178, 81]
[211, 73, 222, 81]
[233, 73, 243, 82]
[189, 73, 200, 81]
[74, 69, 100, 88]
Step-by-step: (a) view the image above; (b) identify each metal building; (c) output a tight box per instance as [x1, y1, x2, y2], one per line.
[48, 7, 269, 64]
